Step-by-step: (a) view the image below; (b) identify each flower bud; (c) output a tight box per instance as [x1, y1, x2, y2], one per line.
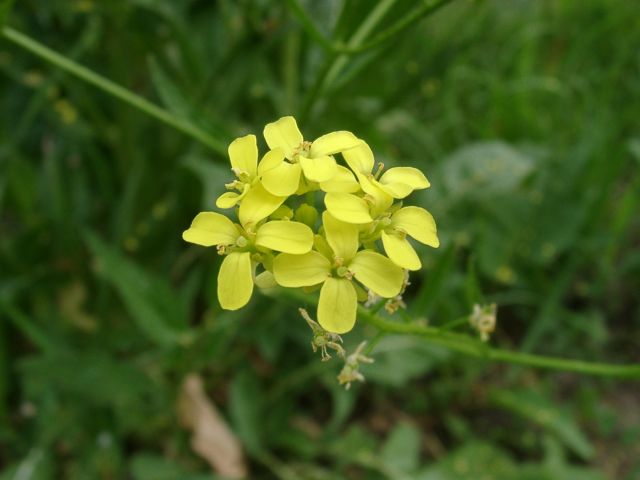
[270, 205, 294, 220]
[295, 203, 318, 228]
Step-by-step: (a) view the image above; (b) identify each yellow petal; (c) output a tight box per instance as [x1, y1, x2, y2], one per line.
[299, 155, 337, 183]
[319, 165, 360, 193]
[357, 174, 393, 216]
[317, 277, 357, 334]
[391, 206, 439, 247]
[257, 147, 285, 174]
[322, 211, 358, 261]
[238, 182, 285, 228]
[379, 167, 430, 198]
[255, 220, 314, 254]
[218, 252, 253, 310]
[273, 251, 331, 287]
[324, 192, 373, 224]
[228, 134, 258, 177]
[261, 160, 301, 197]
[263, 116, 303, 159]
[342, 141, 374, 174]
[310, 131, 360, 157]
[349, 250, 404, 298]
[216, 190, 244, 209]
[379, 182, 413, 199]
[381, 231, 421, 270]
[182, 212, 238, 246]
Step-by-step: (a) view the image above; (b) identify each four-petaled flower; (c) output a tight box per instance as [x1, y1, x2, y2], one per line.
[183, 212, 313, 310]
[273, 212, 404, 333]
[261, 116, 362, 195]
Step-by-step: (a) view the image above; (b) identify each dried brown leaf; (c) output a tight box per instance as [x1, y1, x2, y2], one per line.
[179, 374, 247, 478]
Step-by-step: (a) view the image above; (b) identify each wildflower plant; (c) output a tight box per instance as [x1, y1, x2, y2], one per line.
[183, 116, 439, 337]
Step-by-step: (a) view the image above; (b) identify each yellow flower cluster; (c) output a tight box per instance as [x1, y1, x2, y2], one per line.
[183, 116, 439, 333]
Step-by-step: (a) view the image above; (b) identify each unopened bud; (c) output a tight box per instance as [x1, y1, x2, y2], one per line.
[300, 308, 345, 361]
[338, 342, 374, 390]
[295, 203, 318, 228]
[469, 303, 497, 342]
[270, 205, 294, 220]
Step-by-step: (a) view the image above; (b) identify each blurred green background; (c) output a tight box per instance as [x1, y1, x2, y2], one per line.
[1, 0, 639, 479]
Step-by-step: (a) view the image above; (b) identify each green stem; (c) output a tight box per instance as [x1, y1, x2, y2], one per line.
[284, 0, 336, 53]
[439, 315, 471, 331]
[275, 288, 640, 379]
[323, 0, 397, 87]
[363, 330, 387, 356]
[287, 0, 454, 54]
[357, 306, 640, 378]
[1, 26, 227, 155]
[300, 0, 398, 120]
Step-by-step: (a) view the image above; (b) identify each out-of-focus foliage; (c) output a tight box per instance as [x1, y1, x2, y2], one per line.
[1, 0, 639, 478]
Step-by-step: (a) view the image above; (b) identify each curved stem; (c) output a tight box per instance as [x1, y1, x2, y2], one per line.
[276, 288, 640, 379]
[357, 305, 640, 378]
[1, 26, 227, 156]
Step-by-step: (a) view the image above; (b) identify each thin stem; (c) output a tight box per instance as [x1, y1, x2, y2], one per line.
[275, 288, 640, 379]
[354, 0, 454, 53]
[323, 0, 397, 87]
[439, 315, 470, 331]
[284, 0, 336, 53]
[288, 0, 454, 54]
[363, 330, 387, 356]
[300, 0, 398, 120]
[357, 306, 640, 379]
[1, 26, 227, 155]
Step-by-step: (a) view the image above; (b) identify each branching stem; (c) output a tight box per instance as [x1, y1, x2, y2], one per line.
[279, 288, 640, 379]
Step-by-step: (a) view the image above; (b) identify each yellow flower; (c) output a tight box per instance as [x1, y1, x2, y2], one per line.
[325, 179, 439, 271]
[272, 212, 404, 333]
[343, 142, 430, 198]
[183, 212, 314, 310]
[183, 118, 439, 344]
[380, 206, 439, 271]
[260, 116, 361, 194]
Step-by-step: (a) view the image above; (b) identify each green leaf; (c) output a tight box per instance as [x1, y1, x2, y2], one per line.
[229, 368, 263, 454]
[0, 449, 53, 480]
[180, 153, 230, 209]
[148, 57, 193, 119]
[411, 242, 456, 316]
[438, 141, 534, 201]
[380, 422, 422, 474]
[362, 336, 450, 387]
[130, 454, 216, 480]
[19, 350, 155, 410]
[490, 389, 595, 460]
[330, 425, 378, 460]
[416, 442, 517, 480]
[85, 232, 190, 347]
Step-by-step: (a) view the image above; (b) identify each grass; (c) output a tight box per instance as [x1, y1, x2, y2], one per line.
[1, 0, 639, 478]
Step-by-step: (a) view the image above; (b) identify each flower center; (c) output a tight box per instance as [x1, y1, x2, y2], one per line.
[335, 265, 353, 279]
[231, 167, 252, 182]
[291, 140, 312, 162]
[235, 236, 249, 248]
